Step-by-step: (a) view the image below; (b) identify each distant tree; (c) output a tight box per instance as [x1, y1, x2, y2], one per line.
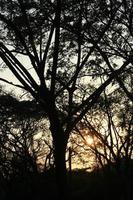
[0, 0, 133, 198]
[76, 87, 133, 173]
[0, 89, 52, 179]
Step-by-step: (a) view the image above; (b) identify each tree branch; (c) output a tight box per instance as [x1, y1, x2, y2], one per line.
[0, 78, 24, 89]
[0, 13, 38, 72]
[50, 0, 61, 96]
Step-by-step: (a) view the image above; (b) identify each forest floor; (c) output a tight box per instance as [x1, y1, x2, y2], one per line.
[2, 168, 133, 200]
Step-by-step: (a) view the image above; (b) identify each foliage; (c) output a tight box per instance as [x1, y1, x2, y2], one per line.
[0, 0, 133, 198]
[0, 89, 53, 180]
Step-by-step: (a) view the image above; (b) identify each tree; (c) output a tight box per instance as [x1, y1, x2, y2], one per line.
[76, 87, 133, 171]
[0, 0, 133, 198]
[0, 89, 50, 177]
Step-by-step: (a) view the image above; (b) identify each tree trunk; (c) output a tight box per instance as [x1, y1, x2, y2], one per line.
[49, 114, 69, 200]
[53, 137, 68, 200]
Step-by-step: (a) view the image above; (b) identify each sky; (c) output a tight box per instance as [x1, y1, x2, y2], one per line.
[0, 55, 39, 99]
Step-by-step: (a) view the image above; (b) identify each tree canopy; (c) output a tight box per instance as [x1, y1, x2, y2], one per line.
[0, 0, 133, 199]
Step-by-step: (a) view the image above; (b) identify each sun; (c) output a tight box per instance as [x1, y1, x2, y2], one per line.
[85, 136, 94, 145]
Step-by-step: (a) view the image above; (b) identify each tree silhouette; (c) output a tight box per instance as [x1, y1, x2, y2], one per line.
[0, 1, 133, 198]
[75, 86, 133, 172]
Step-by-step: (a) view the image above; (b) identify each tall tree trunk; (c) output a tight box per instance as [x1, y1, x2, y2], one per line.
[53, 136, 68, 199]
[49, 113, 69, 200]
